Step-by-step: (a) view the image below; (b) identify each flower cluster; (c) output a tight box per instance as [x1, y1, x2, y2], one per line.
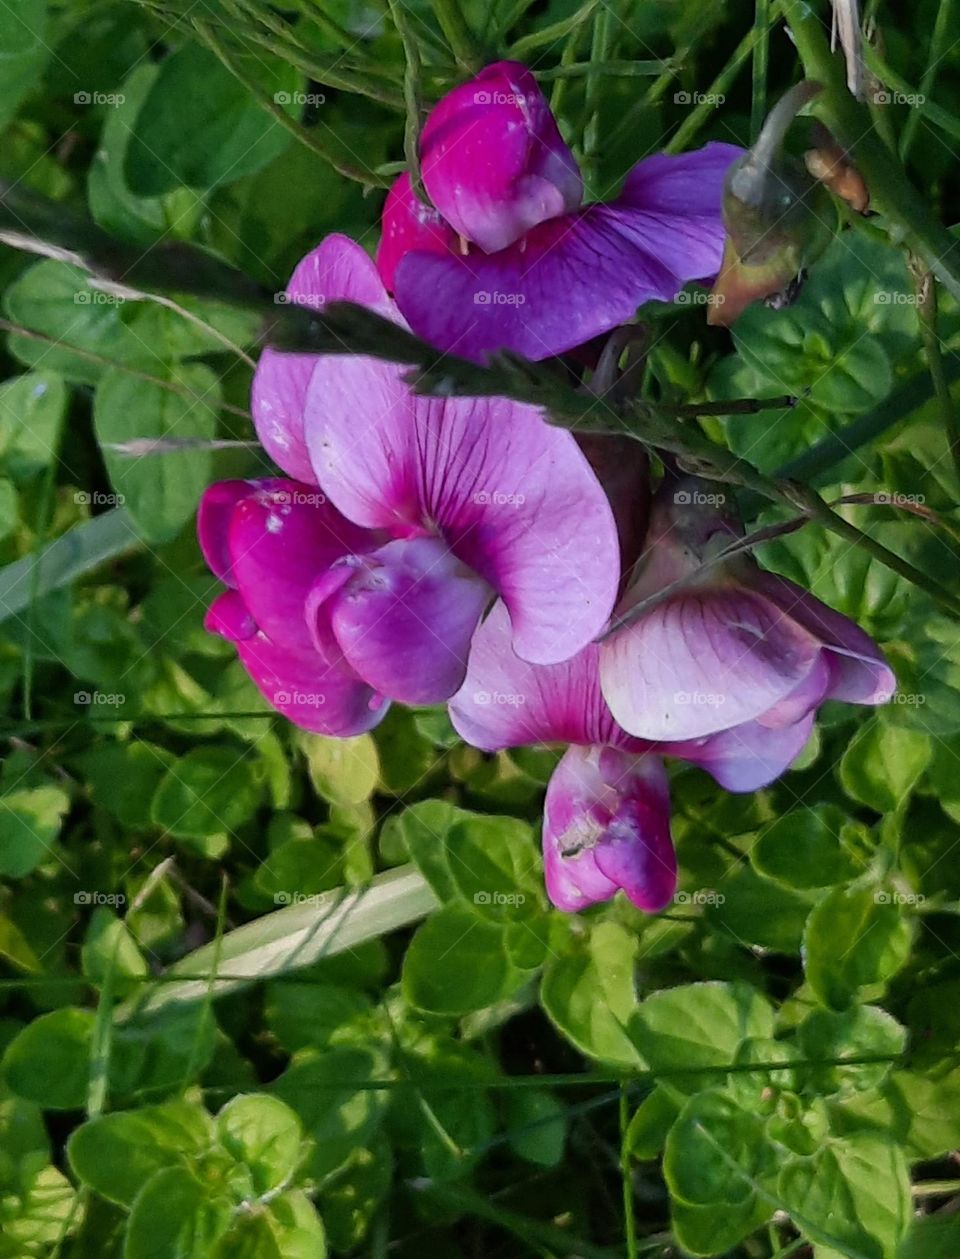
[199, 62, 895, 915]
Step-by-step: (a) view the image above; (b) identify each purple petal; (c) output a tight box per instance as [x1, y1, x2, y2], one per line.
[252, 235, 397, 480]
[198, 480, 252, 585]
[392, 142, 739, 362]
[305, 358, 619, 663]
[600, 587, 824, 740]
[317, 536, 491, 705]
[752, 572, 896, 706]
[226, 480, 379, 652]
[235, 631, 386, 736]
[543, 745, 675, 913]
[449, 601, 632, 751]
[420, 61, 582, 254]
[669, 714, 815, 792]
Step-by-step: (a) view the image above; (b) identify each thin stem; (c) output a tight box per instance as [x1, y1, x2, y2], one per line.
[784, 0, 960, 301]
[430, 0, 483, 72]
[751, 0, 771, 139]
[620, 1084, 638, 1259]
[388, 0, 426, 198]
[581, 5, 612, 181]
[667, 26, 757, 154]
[914, 265, 960, 484]
[900, 0, 956, 160]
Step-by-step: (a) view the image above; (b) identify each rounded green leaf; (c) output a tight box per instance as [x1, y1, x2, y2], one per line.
[216, 1094, 303, 1195]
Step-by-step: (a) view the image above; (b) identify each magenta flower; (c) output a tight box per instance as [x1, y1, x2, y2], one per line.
[203, 237, 620, 725]
[449, 603, 814, 913]
[600, 479, 897, 743]
[375, 60, 741, 362]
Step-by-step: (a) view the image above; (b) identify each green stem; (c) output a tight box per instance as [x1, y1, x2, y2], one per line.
[751, 0, 771, 139]
[430, 0, 483, 71]
[783, 0, 960, 301]
[666, 26, 757, 154]
[620, 1085, 638, 1259]
[914, 265, 960, 484]
[900, 0, 955, 160]
[388, 0, 426, 198]
[581, 5, 612, 183]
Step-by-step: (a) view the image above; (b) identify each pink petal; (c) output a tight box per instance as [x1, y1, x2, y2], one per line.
[669, 714, 815, 792]
[449, 601, 630, 751]
[317, 536, 492, 705]
[376, 172, 461, 293]
[252, 235, 398, 480]
[235, 631, 386, 736]
[752, 572, 896, 706]
[420, 61, 582, 254]
[205, 590, 256, 642]
[198, 480, 252, 585]
[392, 142, 740, 362]
[600, 586, 824, 741]
[226, 480, 379, 652]
[304, 357, 619, 664]
[543, 745, 675, 913]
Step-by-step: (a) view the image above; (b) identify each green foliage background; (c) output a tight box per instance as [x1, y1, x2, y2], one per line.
[1, 0, 960, 1256]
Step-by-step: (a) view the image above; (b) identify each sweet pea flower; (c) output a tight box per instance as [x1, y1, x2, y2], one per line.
[600, 477, 897, 742]
[376, 61, 742, 362]
[205, 236, 620, 724]
[449, 603, 814, 913]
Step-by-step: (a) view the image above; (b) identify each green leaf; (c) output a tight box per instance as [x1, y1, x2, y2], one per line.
[3, 260, 146, 384]
[81, 907, 149, 993]
[503, 1088, 566, 1167]
[671, 1195, 769, 1257]
[778, 1133, 911, 1259]
[78, 741, 174, 829]
[67, 1100, 213, 1207]
[839, 719, 930, 813]
[271, 1046, 390, 1181]
[125, 44, 296, 195]
[381, 799, 462, 900]
[798, 1005, 906, 1094]
[1, 1162, 77, 1250]
[540, 922, 645, 1070]
[0, 784, 70, 878]
[705, 863, 815, 952]
[94, 361, 220, 543]
[803, 886, 914, 1010]
[896, 1214, 960, 1259]
[216, 1095, 302, 1195]
[125, 1165, 233, 1259]
[632, 981, 774, 1091]
[0, 371, 67, 480]
[444, 813, 541, 915]
[626, 1087, 680, 1160]
[316, 1141, 390, 1253]
[664, 1089, 768, 1206]
[0, 0, 49, 131]
[752, 806, 863, 889]
[833, 1067, 960, 1160]
[150, 746, 263, 846]
[403, 903, 525, 1016]
[218, 1190, 327, 1259]
[265, 981, 372, 1053]
[297, 731, 380, 806]
[2, 1008, 94, 1110]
